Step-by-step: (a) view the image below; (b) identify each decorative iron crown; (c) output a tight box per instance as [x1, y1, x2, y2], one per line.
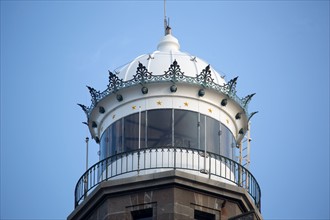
[78, 60, 257, 120]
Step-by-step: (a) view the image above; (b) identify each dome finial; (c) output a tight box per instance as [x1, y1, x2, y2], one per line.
[165, 22, 171, 35]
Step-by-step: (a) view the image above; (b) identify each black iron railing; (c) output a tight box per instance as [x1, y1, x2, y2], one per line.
[74, 146, 261, 211]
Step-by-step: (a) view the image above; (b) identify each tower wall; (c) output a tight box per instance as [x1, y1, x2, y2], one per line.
[68, 170, 262, 220]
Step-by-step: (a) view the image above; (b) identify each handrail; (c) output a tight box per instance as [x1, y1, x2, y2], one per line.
[74, 146, 261, 211]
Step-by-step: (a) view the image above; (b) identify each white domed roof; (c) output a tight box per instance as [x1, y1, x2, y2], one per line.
[116, 33, 226, 86]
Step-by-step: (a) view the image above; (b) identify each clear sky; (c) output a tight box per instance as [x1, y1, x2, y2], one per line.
[0, 1, 329, 219]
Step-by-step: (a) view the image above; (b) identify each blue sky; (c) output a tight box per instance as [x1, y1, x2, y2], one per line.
[1, 1, 329, 219]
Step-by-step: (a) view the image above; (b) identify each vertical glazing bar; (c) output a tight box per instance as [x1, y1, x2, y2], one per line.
[219, 112, 221, 158]
[172, 109, 174, 146]
[198, 113, 200, 150]
[139, 106, 141, 150]
[232, 135, 235, 161]
[204, 116, 207, 171]
[145, 111, 148, 148]
[121, 118, 124, 154]
[137, 109, 140, 174]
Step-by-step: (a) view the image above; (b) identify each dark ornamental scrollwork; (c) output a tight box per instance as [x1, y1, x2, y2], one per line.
[87, 86, 100, 106]
[108, 71, 123, 92]
[248, 111, 258, 122]
[225, 76, 238, 96]
[81, 65, 257, 120]
[242, 93, 256, 108]
[164, 60, 184, 82]
[133, 62, 152, 84]
[77, 103, 89, 116]
[196, 65, 214, 86]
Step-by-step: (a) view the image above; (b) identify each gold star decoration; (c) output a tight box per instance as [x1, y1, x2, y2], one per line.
[226, 119, 229, 124]
[184, 102, 189, 107]
[132, 105, 136, 110]
[208, 108, 212, 113]
[157, 100, 162, 105]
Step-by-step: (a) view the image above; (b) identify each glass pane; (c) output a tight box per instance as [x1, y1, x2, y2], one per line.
[100, 110, 237, 159]
[174, 110, 198, 149]
[199, 115, 205, 151]
[111, 119, 123, 155]
[220, 123, 235, 159]
[100, 128, 109, 160]
[100, 119, 123, 158]
[140, 111, 146, 148]
[124, 113, 139, 152]
[147, 109, 172, 148]
[206, 116, 220, 155]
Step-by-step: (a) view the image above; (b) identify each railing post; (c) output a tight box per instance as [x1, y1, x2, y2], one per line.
[106, 157, 109, 180]
[84, 173, 87, 199]
[174, 147, 176, 170]
[84, 137, 89, 199]
[85, 137, 89, 175]
[208, 153, 211, 179]
[137, 150, 140, 175]
[239, 164, 242, 187]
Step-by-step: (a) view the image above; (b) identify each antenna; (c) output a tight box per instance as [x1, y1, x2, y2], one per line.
[164, 0, 167, 35]
[163, 0, 171, 35]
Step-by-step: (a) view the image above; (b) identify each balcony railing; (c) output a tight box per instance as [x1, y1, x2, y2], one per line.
[74, 146, 261, 211]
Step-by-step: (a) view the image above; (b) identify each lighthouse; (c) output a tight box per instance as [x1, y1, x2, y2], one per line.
[68, 25, 262, 220]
